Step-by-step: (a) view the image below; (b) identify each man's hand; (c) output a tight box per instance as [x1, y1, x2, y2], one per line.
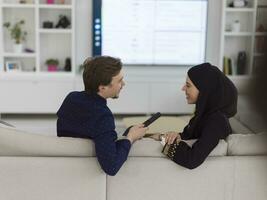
[164, 131, 181, 145]
[126, 124, 148, 144]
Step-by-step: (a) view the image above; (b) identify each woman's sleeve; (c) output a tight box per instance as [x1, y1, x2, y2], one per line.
[179, 124, 197, 140]
[169, 116, 226, 169]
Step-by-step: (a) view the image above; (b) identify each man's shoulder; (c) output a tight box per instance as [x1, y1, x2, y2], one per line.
[65, 91, 86, 99]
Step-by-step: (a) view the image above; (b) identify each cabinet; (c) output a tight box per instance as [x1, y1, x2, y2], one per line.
[0, 75, 74, 113]
[220, 0, 267, 76]
[0, 0, 75, 74]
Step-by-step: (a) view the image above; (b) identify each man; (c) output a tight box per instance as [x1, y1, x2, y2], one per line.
[57, 56, 148, 176]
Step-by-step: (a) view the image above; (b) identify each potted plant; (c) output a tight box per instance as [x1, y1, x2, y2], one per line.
[3, 20, 27, 53]
[45, 59, 59, 72]
[47, 0, 55, 4]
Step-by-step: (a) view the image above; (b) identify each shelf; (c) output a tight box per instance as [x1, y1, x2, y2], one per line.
[39, 29, 72, 34]
[225, 8, 255, 12]
[38, 72, 74, 76]
[38, 4, 72, 9]
[255, 32, 267, 36]
[0, 72, 74, 80]
[224, 32, 253, 36]
[227, 75, 251, 80]
[254, 53, 267, 57]
[1, 4, 35, 8]
[3, 52, 36, 58]
[258, 5, 267, 9]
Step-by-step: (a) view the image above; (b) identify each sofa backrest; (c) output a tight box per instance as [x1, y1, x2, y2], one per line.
[227, 132, 267, 156]
[0, 126, 95, 157]
[0, 126, 227, 157]
[1, 126, 266, 157]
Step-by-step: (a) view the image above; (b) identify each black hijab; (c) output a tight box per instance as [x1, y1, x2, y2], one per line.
[186, 63, 238, 133]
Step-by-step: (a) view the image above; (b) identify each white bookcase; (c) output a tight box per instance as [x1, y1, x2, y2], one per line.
[220, 0, 267, 76]
[0, 0, 76, 114]
[0, 0, 75, 75]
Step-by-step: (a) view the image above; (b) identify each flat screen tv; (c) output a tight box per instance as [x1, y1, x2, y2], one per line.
[92, 0, 208, 65]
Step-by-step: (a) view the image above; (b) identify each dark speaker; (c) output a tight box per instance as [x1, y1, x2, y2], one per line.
[237, 51, 246, 75]
[43, 21, 53, 29]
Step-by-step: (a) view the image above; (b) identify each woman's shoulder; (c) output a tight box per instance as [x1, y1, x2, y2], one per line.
[204, 111, 232, 135]
[207, 111, 228, 121]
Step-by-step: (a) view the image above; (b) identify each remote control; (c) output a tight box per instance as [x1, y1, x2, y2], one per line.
[122, 112, 161, 136]
[143, 112, 161, 127]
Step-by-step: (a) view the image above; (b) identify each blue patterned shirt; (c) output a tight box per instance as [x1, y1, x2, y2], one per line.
[57, 91, 131, 175]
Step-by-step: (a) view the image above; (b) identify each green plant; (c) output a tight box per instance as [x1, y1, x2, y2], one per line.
[3, 20, 27, 44]
[45, 59, 59, 66]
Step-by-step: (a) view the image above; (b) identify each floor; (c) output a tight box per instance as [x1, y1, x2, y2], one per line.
[0, 114, 127, 136]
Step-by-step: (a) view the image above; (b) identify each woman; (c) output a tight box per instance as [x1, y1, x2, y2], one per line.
[161, 63, 237, 169]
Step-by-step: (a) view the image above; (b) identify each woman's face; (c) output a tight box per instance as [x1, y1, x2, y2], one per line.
[182, 76, 199, 104]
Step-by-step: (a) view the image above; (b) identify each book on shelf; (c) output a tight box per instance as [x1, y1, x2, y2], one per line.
[223, 56, 236, 75]
[223, 56, 234, 75]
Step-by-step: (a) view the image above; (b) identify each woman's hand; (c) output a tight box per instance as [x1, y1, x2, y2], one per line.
[164, 131, 181, 145]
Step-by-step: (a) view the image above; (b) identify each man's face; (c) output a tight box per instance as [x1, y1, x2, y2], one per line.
[100, 70, 125, 99]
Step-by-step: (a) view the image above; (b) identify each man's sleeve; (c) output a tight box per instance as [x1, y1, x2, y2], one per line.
[93, 114, 131, 176]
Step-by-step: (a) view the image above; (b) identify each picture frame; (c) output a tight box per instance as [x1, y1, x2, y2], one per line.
[5, 61, 21, 72]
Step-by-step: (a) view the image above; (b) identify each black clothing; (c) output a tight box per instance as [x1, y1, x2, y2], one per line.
[170, 63, 237, 169]
[174, 111, 231, 169]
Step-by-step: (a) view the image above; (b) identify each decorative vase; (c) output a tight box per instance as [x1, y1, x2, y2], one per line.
[231, 20, 241, 32]
[13, 43, 23, 53]
[47, 65, 58, 72]
[47, 0, 54, 4]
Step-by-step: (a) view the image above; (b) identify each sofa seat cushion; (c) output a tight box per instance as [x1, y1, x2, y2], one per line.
[236, 95, 266, 133]
[0, 127, 95, 157]
[229, 117, 253, 134]
[227, 132, 267, 155]
[122, 116, 191, 133]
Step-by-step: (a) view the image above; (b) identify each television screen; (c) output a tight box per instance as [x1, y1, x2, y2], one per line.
[93, 0, 208, 65]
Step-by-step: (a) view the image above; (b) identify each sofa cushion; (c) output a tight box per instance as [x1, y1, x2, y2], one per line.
[122, 116, 190, 133]
[107, 157, 234, 200]
[129, 138, 227, 157]
[0, 157, 106, 200]
[231, 156, 267, 200]
[236, 95, 266, 133]
[0, 126, 226, 157]
[229, 117, 253, 134]
[0, 127, 95, 157]
[227, 132, 267, 155]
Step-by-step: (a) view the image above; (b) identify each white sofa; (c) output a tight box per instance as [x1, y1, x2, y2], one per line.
[0, 122, 267, 200]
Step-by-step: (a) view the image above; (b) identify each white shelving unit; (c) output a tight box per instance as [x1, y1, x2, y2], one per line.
[220, 0, 267, 76]
[0, 0, 75, 75]
[220, 0, 256, 76]
[0, 0, 76, 114]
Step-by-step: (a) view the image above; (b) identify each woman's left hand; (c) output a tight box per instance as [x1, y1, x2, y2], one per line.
[164, 132, 181, 145]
